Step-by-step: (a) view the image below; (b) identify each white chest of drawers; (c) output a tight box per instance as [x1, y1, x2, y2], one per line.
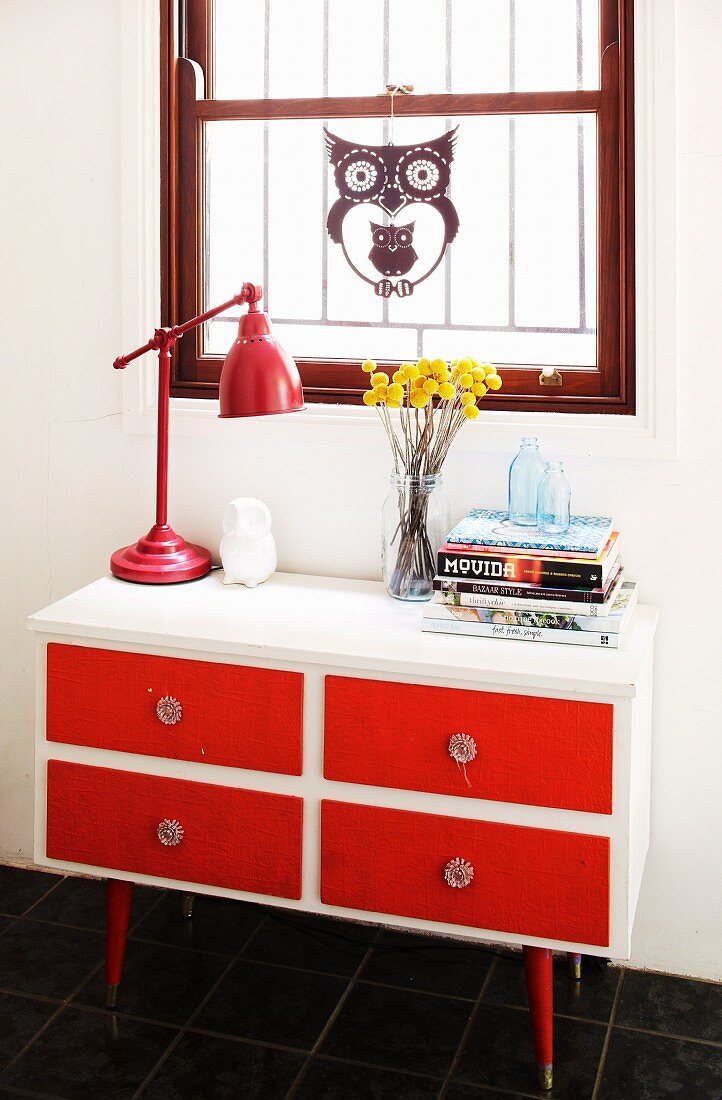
[29, 571, 657, 1089]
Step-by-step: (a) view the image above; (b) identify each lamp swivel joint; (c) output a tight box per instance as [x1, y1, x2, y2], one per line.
[235, 283, 263, 310]
[153, 328, 179, 351]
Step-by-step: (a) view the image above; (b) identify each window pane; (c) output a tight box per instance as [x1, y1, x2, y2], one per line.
[388, 0, 448, 92]
[451, 1, 512, 93]
[203, 114, 597, 370]
[328, 0, 385, 99]
[516, 114, 582, 328]
[213, 0, 266, 99]
[213, 0, 601, 99]
[514, 0, 599, 92]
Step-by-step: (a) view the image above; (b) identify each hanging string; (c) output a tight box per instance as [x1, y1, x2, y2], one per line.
[385, 83, 413, 145]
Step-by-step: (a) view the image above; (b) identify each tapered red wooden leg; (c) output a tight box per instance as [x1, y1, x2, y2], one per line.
[567, 952, 582, 981]
[523, 946, 554, 1090]
[105, 879, 134, 1008]
[181, 893, 195, 919]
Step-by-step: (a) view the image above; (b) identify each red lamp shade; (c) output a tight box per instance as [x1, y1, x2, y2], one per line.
[219, 304, 304, 418]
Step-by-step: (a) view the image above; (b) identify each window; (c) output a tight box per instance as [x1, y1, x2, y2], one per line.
[163, 0, 634, 412]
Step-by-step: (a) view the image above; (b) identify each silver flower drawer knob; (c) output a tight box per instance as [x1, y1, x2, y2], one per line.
[157, 818, 184, 847]
[444, 856, 474, 889]
[156, 696, 182, 725]
[448, 733, 477, 765]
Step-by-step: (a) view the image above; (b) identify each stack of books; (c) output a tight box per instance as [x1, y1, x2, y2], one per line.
[423, 509, 637, 648]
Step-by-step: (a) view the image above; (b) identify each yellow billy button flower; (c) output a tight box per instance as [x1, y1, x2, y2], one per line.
[387, 382, 404, 402]
[416, 357, 431, 373]
[404, 364, 421, 381]
[362, 390, 378, 406]
[457, 357, 473, 374]
[435, 365, 450, 382]
[370, 371, 389, 386]
[463, 403, 480, 419]
[459, 372, 474, 389]
[472, 381, 488, 397]
[392, 370, 406, 385]
[423, 378, 439, 395]
[386, 398, 403, 409]
[482, 362, 497, 376]
[410, 389, 430, 408]
[373, 383, 388, 400]
[362, 359, 376, 374]
[486, 374, 502, 390]
[430, 358, 447, 375]
[471, 366, 486, 382]
[438, 381, 456, 400]
[460, 391, 476, 406]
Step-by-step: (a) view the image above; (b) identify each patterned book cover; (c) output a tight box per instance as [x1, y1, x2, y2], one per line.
[441, 533, 618, 565]
[446, 510, 614, 556]
[423, 580, 638, 634]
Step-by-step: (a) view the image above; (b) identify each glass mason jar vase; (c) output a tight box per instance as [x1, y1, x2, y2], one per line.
[382, 473, 450, 601]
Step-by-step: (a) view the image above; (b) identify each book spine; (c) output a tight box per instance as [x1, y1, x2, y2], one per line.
[422, 603, 625, 633]
[436, 550, 606, 588]
[444, 538, 615, 560]
[432, 578, 612, 603]
[421, 618, 621, 647]
[432, 591, 613, 616]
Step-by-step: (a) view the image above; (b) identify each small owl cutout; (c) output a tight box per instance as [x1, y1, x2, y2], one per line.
[325, 127, 460, 298]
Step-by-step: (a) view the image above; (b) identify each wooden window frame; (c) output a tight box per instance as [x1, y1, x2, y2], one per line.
[162, 0, 635, 413]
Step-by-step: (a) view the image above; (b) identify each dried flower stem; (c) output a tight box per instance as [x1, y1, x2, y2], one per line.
[360, 357, 503, 598]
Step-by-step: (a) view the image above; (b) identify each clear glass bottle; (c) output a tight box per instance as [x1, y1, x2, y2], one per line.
[382, 472, 449, 601]
[537, 461, 571, 534]
[508, 437, 545, 526]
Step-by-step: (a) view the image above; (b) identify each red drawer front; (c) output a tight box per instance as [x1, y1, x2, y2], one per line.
[324, 676, 613, 814]
[321, 801, 610, 946]
[46, 644, 303, 775]
[46, 760, 303, 898]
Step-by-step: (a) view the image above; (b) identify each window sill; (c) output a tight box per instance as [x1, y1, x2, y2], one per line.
[122, 390, 677, 461]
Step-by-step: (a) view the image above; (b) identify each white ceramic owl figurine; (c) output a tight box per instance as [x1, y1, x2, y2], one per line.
[220, 498, 277, 588]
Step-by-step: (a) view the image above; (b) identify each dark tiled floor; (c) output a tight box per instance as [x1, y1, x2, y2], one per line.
[0, 867, 719, 1099]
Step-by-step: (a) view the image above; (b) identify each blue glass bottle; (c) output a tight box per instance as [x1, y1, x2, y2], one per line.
[537, 461, 571, 535]
[508, 437, 545, 526]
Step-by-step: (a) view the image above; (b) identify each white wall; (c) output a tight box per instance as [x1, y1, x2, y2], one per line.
[1, 1, 720, 980]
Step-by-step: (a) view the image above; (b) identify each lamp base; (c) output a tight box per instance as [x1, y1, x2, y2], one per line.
[111, 524, 212, 584]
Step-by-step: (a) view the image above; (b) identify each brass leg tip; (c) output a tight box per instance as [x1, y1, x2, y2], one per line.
[105, 983, 120, 1009]
[181, 894, 194, 919]
[568, 954, 582, 981]
[537, 1063, 553, 1091]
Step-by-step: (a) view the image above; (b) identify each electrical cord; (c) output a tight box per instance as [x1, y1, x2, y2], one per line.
[257, 905, 609, 969]
[258, 904, 522, 963]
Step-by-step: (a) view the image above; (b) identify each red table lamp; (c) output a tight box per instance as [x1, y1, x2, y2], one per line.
[111, 283, 304, 583]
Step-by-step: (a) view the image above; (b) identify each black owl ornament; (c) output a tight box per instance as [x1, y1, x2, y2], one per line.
[369, 222, 417, 277]
[325, 127, 460, 298]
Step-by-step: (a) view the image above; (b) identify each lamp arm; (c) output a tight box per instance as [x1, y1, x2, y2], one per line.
[113, 282, 262, 369]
